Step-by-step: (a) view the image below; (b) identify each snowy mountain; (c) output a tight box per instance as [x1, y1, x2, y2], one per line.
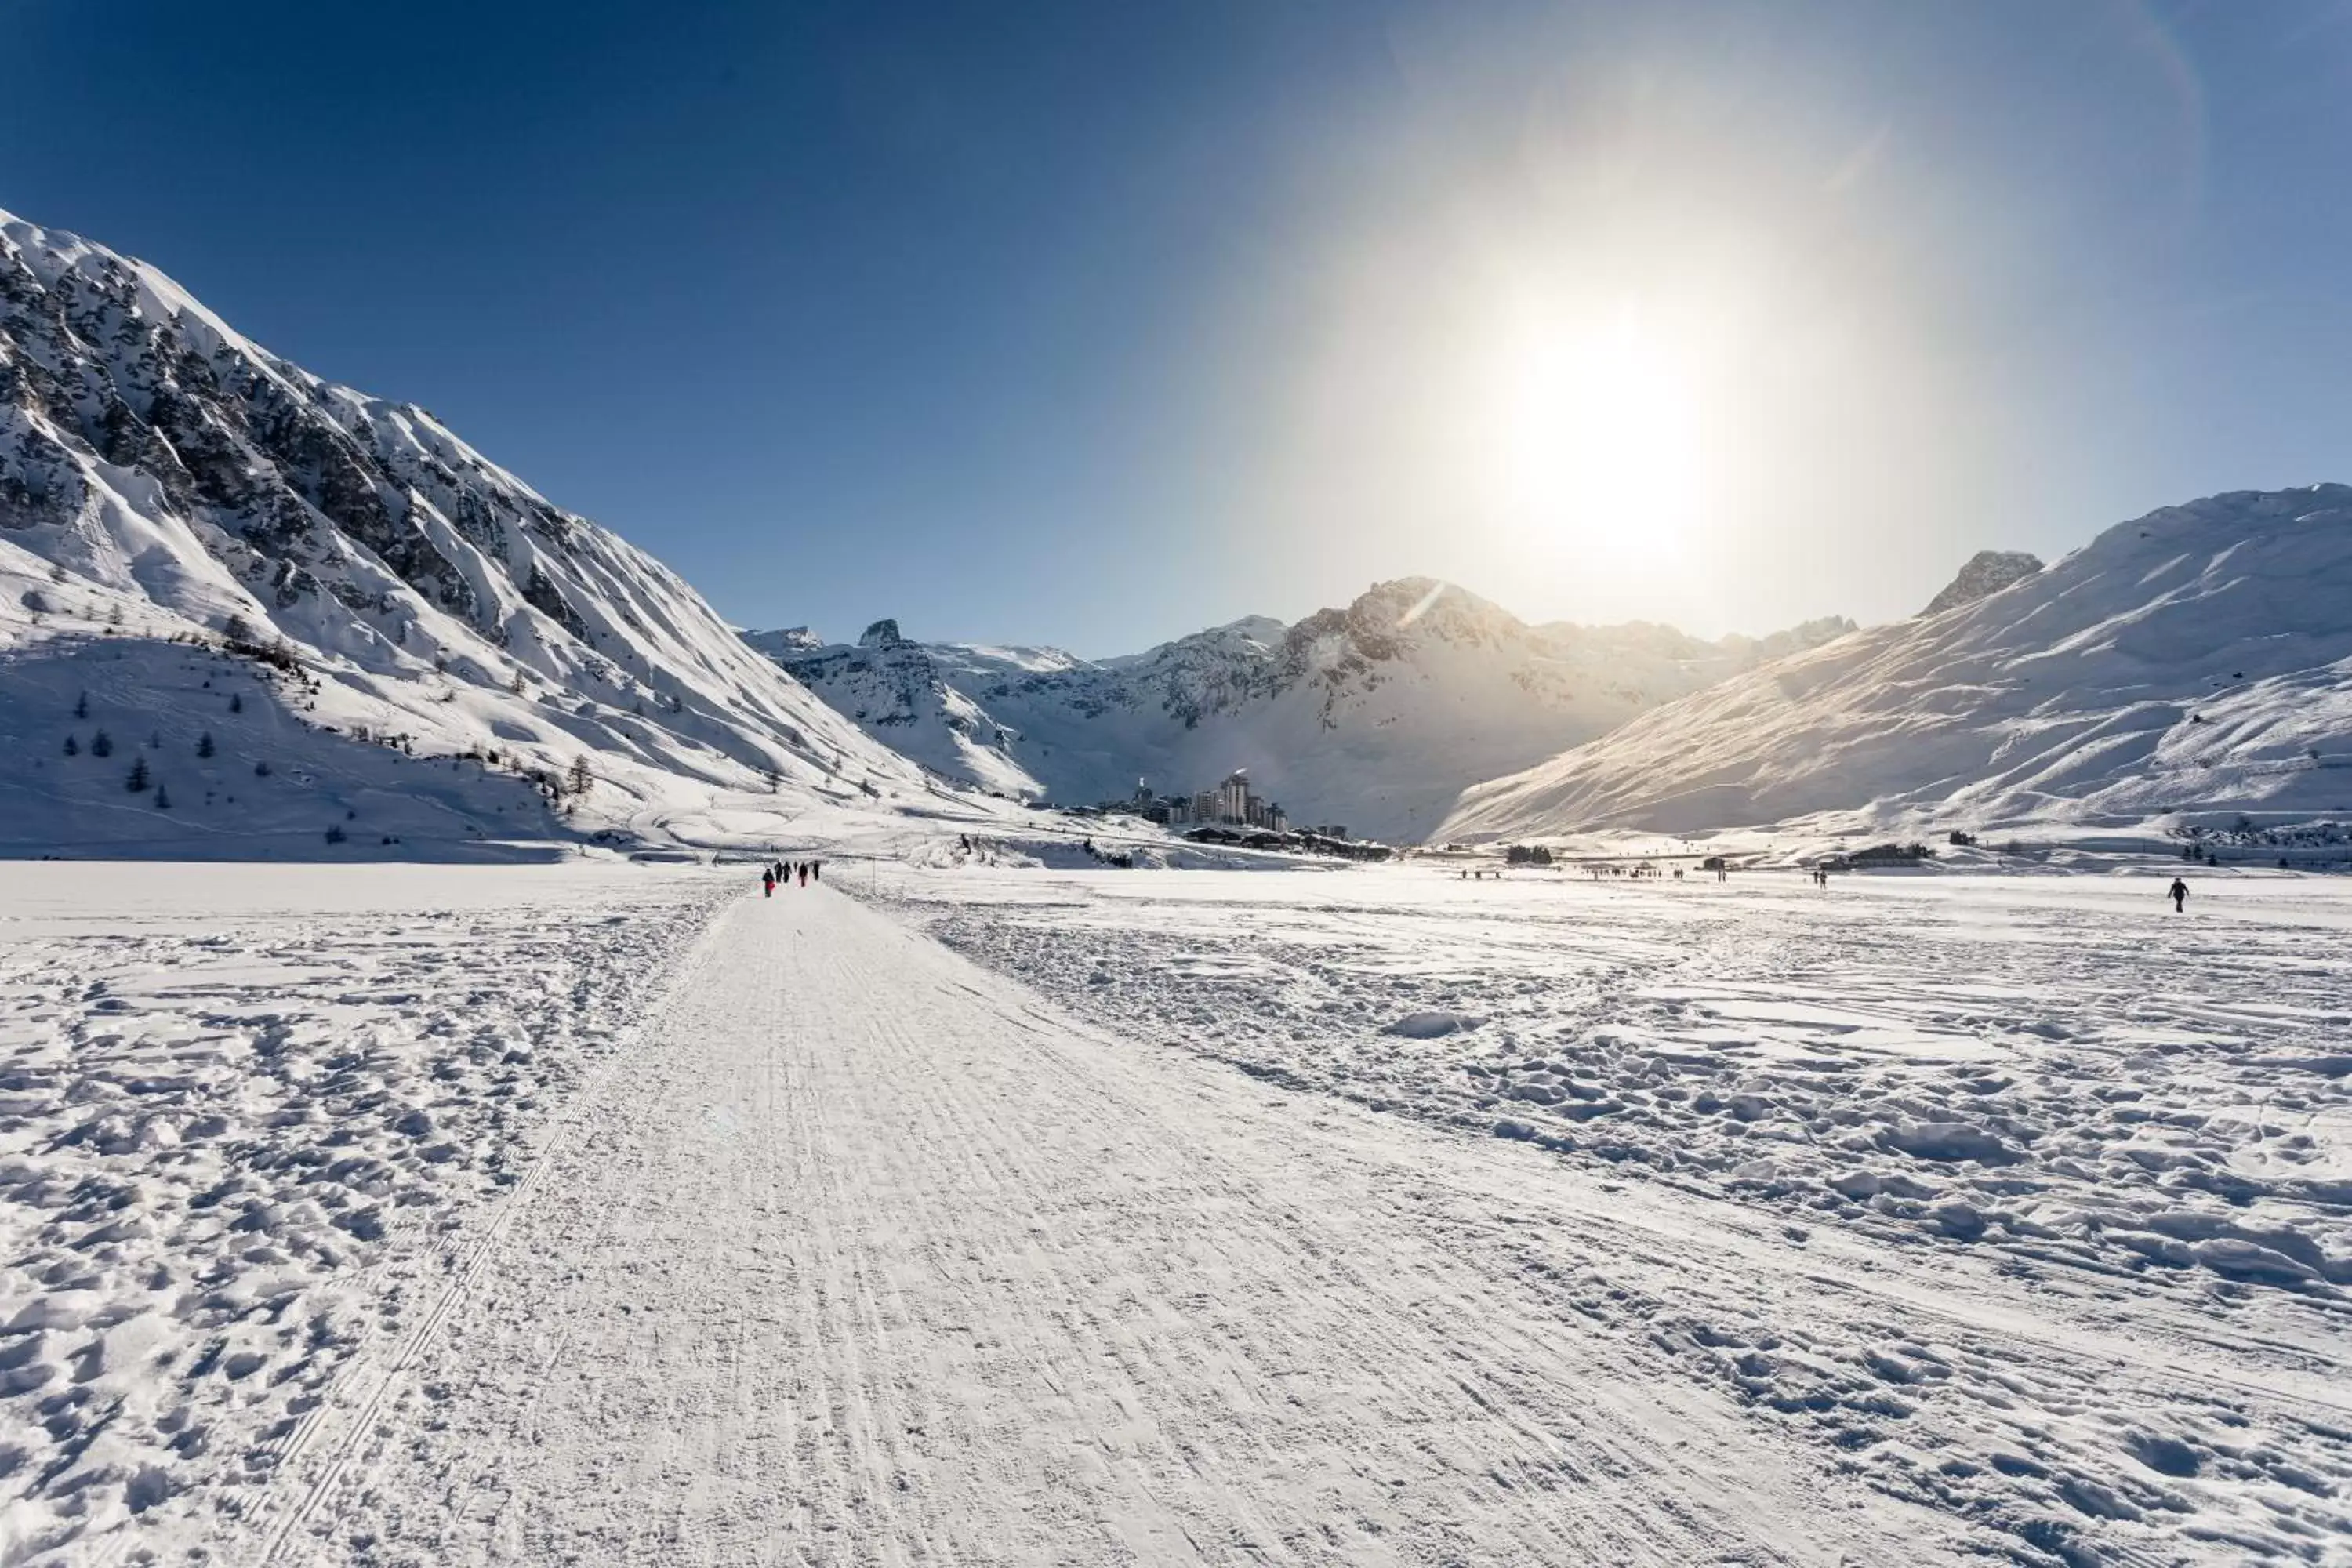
[1439, 487, 2352, 843]
[0, 205, 975, 858]
[752, 581, 1854, 841]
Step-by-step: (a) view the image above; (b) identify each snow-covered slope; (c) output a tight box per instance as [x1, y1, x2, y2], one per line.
[1440, 487, 2352, 842]
[0, 205, 973, 856]
[753, 583, 1853, 842]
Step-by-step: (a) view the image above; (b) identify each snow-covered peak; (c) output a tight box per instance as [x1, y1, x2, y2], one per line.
[740, 625, 824, 657]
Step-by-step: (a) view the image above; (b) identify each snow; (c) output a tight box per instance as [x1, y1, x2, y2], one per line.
[2, 858, 2348, 1563]
[1442, 486, 2352, 847]
[0, 861, 739, 1558]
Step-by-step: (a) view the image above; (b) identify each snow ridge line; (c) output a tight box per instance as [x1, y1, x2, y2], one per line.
[243, 891, 745, 1565]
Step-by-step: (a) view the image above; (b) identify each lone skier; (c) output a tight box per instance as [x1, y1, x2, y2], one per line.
[2168, 877, 2188, 913]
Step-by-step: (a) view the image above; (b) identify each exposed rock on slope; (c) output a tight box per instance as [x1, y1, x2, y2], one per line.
[1439, 488, 2352, 841]
[0, 205, 953, 855]
[754, 582, 1854, 841]
[1923, 550, 2043, 615]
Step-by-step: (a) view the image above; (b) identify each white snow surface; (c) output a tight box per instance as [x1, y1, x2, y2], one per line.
[0, 862, 740, 1559]
[752, 588, 1855, 842]
[0, 206, 1025, 858]
[1442, 487, 2352, 845]
[894, 862, 2352, 1566]
[6, 861, 2346, 1565]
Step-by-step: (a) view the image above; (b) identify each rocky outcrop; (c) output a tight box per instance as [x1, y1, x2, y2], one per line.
[1923, 550, 2043, 616]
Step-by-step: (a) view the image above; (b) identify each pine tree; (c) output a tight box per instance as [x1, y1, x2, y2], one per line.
[254, 760, 273, 777]
[125, 757, 151, 792]
[90, 730, 114, 757]
[63, 735, 78, 757]
[229, 692, 244, 713]
[197, 732, 216, 758]
[568, 754, 593, 797]
[74, 692, 88, 719]
[154, 785, 172, 809]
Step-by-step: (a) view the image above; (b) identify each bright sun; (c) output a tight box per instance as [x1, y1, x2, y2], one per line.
[1493, 305, 1712, 575]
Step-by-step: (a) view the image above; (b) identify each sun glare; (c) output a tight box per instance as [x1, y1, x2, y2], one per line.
[1493, 305, 1712, 578]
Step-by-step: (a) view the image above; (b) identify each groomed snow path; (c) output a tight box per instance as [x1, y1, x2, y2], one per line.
[256, 889, 1950, 1566]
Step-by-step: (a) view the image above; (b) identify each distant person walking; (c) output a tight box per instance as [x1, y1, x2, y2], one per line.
[762, 869, 775, 898]
[799, 862, 809, 888]
[2168, 877, 2188, 913]
[812, 860, 821, 882]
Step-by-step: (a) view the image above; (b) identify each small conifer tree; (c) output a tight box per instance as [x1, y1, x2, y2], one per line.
[63, 735, 78, 757]
[126, 757, 151, 792]
[90, 730, 114, 757]
[197, 732, 216, 758]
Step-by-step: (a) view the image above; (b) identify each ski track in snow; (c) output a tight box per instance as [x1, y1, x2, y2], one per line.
[0, 864, 737, 1563]
[2, 862, 2348, 1566]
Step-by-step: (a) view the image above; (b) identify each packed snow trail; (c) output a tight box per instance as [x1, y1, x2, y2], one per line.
[250, 886, 1944, 1566]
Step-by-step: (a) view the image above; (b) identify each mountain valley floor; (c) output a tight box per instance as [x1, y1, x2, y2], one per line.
[1, 860, 2346, 1565]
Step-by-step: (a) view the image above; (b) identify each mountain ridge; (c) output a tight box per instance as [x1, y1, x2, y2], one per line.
[1437, 485, 2352, 844]
[0, 204, 986, 857]
[751, 579, 1856, 840]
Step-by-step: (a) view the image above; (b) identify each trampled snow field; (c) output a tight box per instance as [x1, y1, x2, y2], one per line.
[893, 863, 2352, 1564]
[0, 862, 740, 1562]
[2, 859, 2347, 1566]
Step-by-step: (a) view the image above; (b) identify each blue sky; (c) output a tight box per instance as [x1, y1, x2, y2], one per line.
[7, 1, 2352, 654]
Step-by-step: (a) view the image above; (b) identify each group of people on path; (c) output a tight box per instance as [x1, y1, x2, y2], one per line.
[761, 858, 822, 898]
